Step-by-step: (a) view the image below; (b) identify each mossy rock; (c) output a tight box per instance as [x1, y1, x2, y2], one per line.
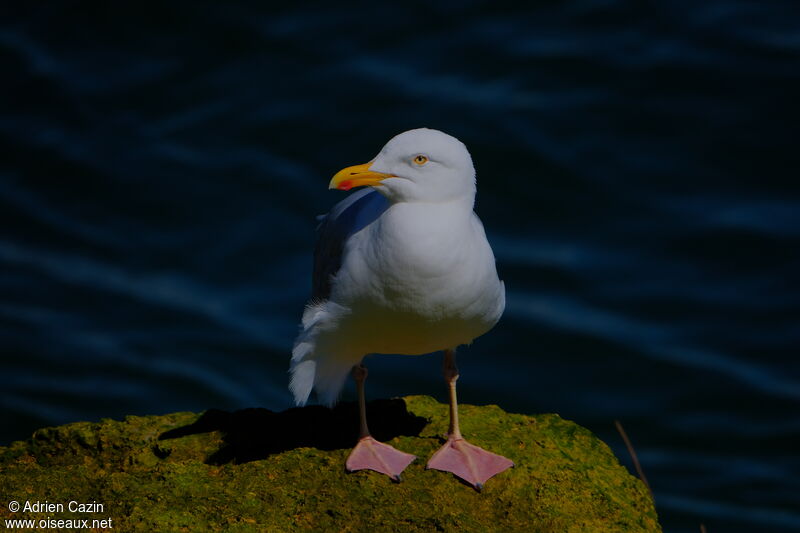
[0, 396, 660, 532]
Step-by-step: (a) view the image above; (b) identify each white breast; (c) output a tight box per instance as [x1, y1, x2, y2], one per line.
[330, 200, 505, 355]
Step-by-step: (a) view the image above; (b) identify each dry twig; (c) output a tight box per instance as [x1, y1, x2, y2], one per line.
[614, 420, 652, 499]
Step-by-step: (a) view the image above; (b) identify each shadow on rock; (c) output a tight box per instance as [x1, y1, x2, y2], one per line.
[158, 398, 428, 465]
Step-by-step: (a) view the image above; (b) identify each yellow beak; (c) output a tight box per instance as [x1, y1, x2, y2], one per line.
[328, 162, 393, 191]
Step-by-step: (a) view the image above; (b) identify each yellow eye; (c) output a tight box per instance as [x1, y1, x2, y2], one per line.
[413, 154, 428, 165]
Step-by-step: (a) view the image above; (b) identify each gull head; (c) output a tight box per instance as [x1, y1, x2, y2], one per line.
[329, 128, 476, 203]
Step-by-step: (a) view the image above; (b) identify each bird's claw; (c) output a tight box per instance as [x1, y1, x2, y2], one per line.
[426, 436, 513, 490]
[346, 436, 416, 480]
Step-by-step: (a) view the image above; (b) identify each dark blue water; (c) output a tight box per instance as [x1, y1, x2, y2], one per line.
[2, 2, 799, 531]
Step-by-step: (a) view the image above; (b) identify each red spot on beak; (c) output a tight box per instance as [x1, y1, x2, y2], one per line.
[339, 180, 353, 191]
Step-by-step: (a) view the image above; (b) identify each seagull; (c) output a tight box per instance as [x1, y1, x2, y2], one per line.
[289, 128, 512, 489]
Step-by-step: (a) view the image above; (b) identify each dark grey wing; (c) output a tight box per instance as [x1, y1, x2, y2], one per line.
[312, 188, 390, 301]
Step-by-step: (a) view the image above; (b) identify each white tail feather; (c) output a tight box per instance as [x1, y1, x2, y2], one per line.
[289, 302, 361, 407]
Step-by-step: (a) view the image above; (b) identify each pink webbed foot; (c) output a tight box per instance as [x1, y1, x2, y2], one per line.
[346, 436, 416, 481]
[427, 437, 514, 490]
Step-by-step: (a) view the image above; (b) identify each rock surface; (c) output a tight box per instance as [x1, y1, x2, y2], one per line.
[0, 396, 660, 532]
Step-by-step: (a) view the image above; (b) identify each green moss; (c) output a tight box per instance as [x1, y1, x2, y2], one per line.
[0, 396, 660, 532]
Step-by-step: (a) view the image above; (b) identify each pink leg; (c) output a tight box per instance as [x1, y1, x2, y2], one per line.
[345, 364, 416, 481]
[426, 349, 514, 490]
